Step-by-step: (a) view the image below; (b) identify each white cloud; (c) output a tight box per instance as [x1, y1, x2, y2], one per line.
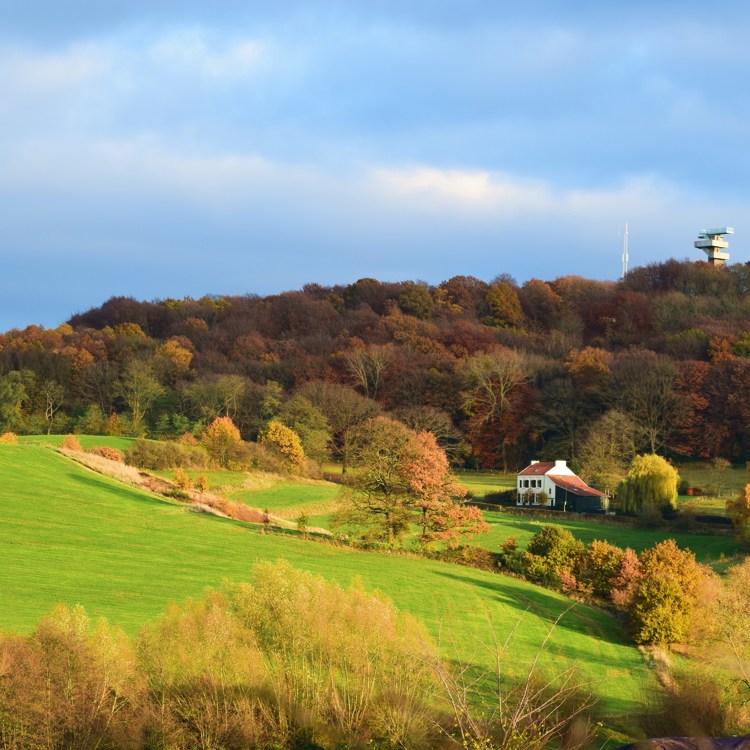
[0, 43, 108, 94]
[146, 29, 265, 79]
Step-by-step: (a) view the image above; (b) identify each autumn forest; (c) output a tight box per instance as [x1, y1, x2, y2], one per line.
[2, 258, 750, 484]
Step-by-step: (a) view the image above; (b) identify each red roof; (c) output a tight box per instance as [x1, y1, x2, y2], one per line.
[518, 462, 556, 476]
[548, 475, 607, 498]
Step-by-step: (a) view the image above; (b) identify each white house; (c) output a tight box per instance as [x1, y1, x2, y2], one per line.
[517, 460, 609, 513]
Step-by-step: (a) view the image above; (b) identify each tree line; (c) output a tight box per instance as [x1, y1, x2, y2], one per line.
[3, 259, 750, 478]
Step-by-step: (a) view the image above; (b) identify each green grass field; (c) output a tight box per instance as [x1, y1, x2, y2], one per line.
[475, 509, 738, 563]
[0, 444, 651, 717]
[18, 434, 136, 451]
[456, 469, 516, 497]
[155, 468, 346, 519]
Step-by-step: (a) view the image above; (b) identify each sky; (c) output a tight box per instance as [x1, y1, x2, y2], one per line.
[1, 1, 748, 330]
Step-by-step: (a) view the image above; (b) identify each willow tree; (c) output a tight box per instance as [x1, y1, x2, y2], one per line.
[617, 453, 678, 514]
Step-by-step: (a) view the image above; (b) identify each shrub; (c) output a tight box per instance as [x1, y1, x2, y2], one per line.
[727, 483, 750, 547]
[87, 445, 124, 463]
[0, 605, 144, 750]
[628, 539, 705, 645]
[526, 525, 584, 572]
[173, 467, 192, 490]
[641, 667, 746, 738]
[0, 432, 18, 444]
[136, 562, 440, 750]
[576, 540, 624, 599]
[177, 431, 198, 446]
[124, 439, 207, 470]
[195, 474, 209, 492]
[61, 434, 83, 452]
[610, 548, 642, 609]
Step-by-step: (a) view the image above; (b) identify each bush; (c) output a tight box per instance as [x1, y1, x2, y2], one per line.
[61, 434, 83, 452]
[641, 667, 746, 738]
[227, 441, 288, 474]
[124, 439, 207, 470]
[87, 445, 124, 462]
[0, 605, 144, 750]
[576, 540, 624, 599]
[526, 525, 584, 571]
[173, 467, 192, 490]
[0, 432, 18, 444]
[628, 540, 704, 645]
[195, 474, 209, 492]
[137, 562, 439, 750]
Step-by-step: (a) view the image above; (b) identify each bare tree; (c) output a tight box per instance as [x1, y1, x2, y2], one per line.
[42, 380, 65, 434]
[463, 348, 530, 471]
[610, 352, 687, 454]
[343, 344, 391, 399]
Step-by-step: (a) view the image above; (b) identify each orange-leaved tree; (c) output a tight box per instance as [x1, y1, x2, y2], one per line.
[201, 417, 241, 468]
[406, 432, 488, 546]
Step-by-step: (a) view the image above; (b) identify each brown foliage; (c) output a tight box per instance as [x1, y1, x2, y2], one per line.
[87, 445, 124, 462]
[61, 434, 83, 452]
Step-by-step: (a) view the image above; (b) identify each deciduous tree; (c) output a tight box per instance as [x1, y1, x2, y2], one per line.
[299, 381, 379, 473]
[340, 416, 419, 546]
[406, 431, 487, 545]
[119, 359, 164, 434]
[617, 453, 678, 514]
[260, 420, 306, 474]
[201, 416, 242, 468]
[463, 347, 530, 471]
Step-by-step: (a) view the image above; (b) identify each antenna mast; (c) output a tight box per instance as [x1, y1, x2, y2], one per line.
[621, 222, 629, 279]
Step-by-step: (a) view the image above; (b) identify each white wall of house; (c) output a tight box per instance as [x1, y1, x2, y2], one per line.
[516, 460, 575, 506]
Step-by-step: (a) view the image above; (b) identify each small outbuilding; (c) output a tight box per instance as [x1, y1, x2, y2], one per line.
[516, 460, 609, 513]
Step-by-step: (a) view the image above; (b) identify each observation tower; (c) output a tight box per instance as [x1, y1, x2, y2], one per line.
[695, 227, 733, 266]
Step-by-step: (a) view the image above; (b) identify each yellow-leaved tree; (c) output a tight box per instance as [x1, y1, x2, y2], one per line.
[260, 420, 305, 474]
[201, 416, 242, 468]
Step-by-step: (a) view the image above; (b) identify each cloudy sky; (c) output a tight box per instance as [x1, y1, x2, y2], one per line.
[1, 1, 747, 329]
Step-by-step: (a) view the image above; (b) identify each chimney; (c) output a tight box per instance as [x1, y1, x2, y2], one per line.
[530, 460, 539, 465]
[555, 460, 567, 468]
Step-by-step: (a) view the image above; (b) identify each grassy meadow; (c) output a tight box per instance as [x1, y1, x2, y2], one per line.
[18, 434, 136, 451]
[155, 467, 346, 520]
[0, 443, 651, 718]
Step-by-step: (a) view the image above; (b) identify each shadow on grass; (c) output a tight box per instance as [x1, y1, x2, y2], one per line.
[432, 568, 628, 644]
[65, 471, 178, 508]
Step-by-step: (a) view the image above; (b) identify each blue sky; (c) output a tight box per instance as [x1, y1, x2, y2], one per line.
[1, 1, 748, 329]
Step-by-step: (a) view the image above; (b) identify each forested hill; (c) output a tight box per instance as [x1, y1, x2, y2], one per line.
[3, 258, 750, 472]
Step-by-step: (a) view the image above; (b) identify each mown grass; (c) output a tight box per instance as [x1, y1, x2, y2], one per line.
[18, 434, 136, 451]
[0, 444, 650, 716]
[154, 467, 346, 519]
[473, 510, 738, 563]
[457, 469, 516, 497]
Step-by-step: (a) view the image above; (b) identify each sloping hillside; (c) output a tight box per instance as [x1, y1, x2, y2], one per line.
[0, 444, 652, 714]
